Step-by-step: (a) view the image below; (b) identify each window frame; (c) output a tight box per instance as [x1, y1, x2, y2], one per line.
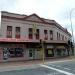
[7, 26, 12, 38]
[36, 29, 39, 39]
[44, 30, 48, 40]
[50, 30, 53, 40]
[28, 28, 33, 39]
[15, 27, 21, 38]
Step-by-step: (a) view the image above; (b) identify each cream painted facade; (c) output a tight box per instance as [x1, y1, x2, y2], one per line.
[1, 12, 71, 43]
[0, 11, 72, 62]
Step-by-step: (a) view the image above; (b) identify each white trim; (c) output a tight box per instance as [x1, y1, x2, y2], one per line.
[41, 64, 74, 75]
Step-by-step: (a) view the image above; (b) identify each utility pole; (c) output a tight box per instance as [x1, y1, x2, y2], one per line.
[70, 8, 75, 55]
[40, 39, 45, 64]
[42, 40, 45, 64]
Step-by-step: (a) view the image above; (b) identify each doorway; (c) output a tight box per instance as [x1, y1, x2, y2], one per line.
[29, 49, 35, 59]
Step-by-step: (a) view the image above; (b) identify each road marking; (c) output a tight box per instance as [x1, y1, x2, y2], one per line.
[46, 59, 75, 64]
[41, 64, 74, 75]
[0, 65, 40, 72]
[47, 72, 60, 75]
[64, 67, 71, 70]
[51, 64, 71, 70]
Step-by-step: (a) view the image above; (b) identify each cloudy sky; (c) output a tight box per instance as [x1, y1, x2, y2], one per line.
[0, 0, 75, 40]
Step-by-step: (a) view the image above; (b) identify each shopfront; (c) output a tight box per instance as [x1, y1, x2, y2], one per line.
[26, 43, 43, 60]
[0, 41, 44, 62]
[45, 45, 54, 57]
[26, 48, 43, 60]
[28, 48, 35, 59]
[3, 47, 24, 58]
[0, 43, 25, 62]
[56, 45, 68, 57]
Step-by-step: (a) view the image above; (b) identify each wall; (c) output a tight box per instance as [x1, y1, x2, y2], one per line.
[1, 18, 71, 43]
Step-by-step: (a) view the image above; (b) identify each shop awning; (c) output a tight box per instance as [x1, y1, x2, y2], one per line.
[0, 38, 32, 42]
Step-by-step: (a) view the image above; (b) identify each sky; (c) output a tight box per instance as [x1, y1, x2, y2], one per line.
[0, 0, 75, 41]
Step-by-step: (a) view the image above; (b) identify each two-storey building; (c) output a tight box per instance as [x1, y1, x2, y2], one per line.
[0, 11, 72, 62]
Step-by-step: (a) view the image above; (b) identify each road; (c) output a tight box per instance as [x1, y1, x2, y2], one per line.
[0, 59, 75, 75]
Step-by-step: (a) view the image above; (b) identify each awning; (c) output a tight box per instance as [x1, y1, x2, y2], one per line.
[0, 38, 32, 42]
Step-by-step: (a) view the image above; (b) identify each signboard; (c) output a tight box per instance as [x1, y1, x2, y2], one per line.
[57, 46, 65, 49]
[47, 45, 53, 48]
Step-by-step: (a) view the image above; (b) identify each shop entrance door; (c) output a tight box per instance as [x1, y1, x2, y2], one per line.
[29, 49, 35, 59]
[45, 49, 54, 57]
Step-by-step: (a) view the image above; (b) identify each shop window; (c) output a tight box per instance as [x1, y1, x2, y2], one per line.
[9, 48, 15, 57]
[3, 48, 9, 60]
[46, 49, 54, 57]
[48, 50, 53, 54]
[29, 50, 33, 57]
[56, 49, 61, 56]
[15, 48, 23, 57]
[8, 48, 23, 57]
[7, 26, 12, 38]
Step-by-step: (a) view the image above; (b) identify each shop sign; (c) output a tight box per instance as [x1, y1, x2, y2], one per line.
[47, 45, 53, 48]
[57, 46, 65, 49]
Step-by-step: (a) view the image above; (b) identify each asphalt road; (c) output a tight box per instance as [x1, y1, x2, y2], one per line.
[0, 59, 75, 75]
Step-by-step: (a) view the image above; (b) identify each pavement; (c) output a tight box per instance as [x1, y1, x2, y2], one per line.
[0, 55, 75, 67]
[0, 56, 75, 75]
[0, 61, 75, 75]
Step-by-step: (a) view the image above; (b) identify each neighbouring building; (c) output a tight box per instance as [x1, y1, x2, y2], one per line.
[0, 11, 73, 62]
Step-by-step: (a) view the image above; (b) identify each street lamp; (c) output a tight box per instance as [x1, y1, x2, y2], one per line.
[70, 8, 75, 55]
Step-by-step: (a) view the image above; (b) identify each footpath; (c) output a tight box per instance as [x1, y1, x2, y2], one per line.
[0, 56, 75, 67]
[0, 56, 74, 72]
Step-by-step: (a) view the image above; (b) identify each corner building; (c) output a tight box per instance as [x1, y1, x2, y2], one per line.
[0, 11, 72, 62]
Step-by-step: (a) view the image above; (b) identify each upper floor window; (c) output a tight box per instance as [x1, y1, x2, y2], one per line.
[15, 27, 20, 38]
[44, 30, 48, 40]
[61, 34, 62, 40]
[65, 36, 67, 41]
[62, 35, 64, 41]
[36, 29, 39, 39]
[50, 30, 53, 40]
[57, 32, 60, 40]
[57, 32, 58, 40]
[59, 33, 60, 40]
[29, 28, 33, 39]
[7, 26, 12, 38]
